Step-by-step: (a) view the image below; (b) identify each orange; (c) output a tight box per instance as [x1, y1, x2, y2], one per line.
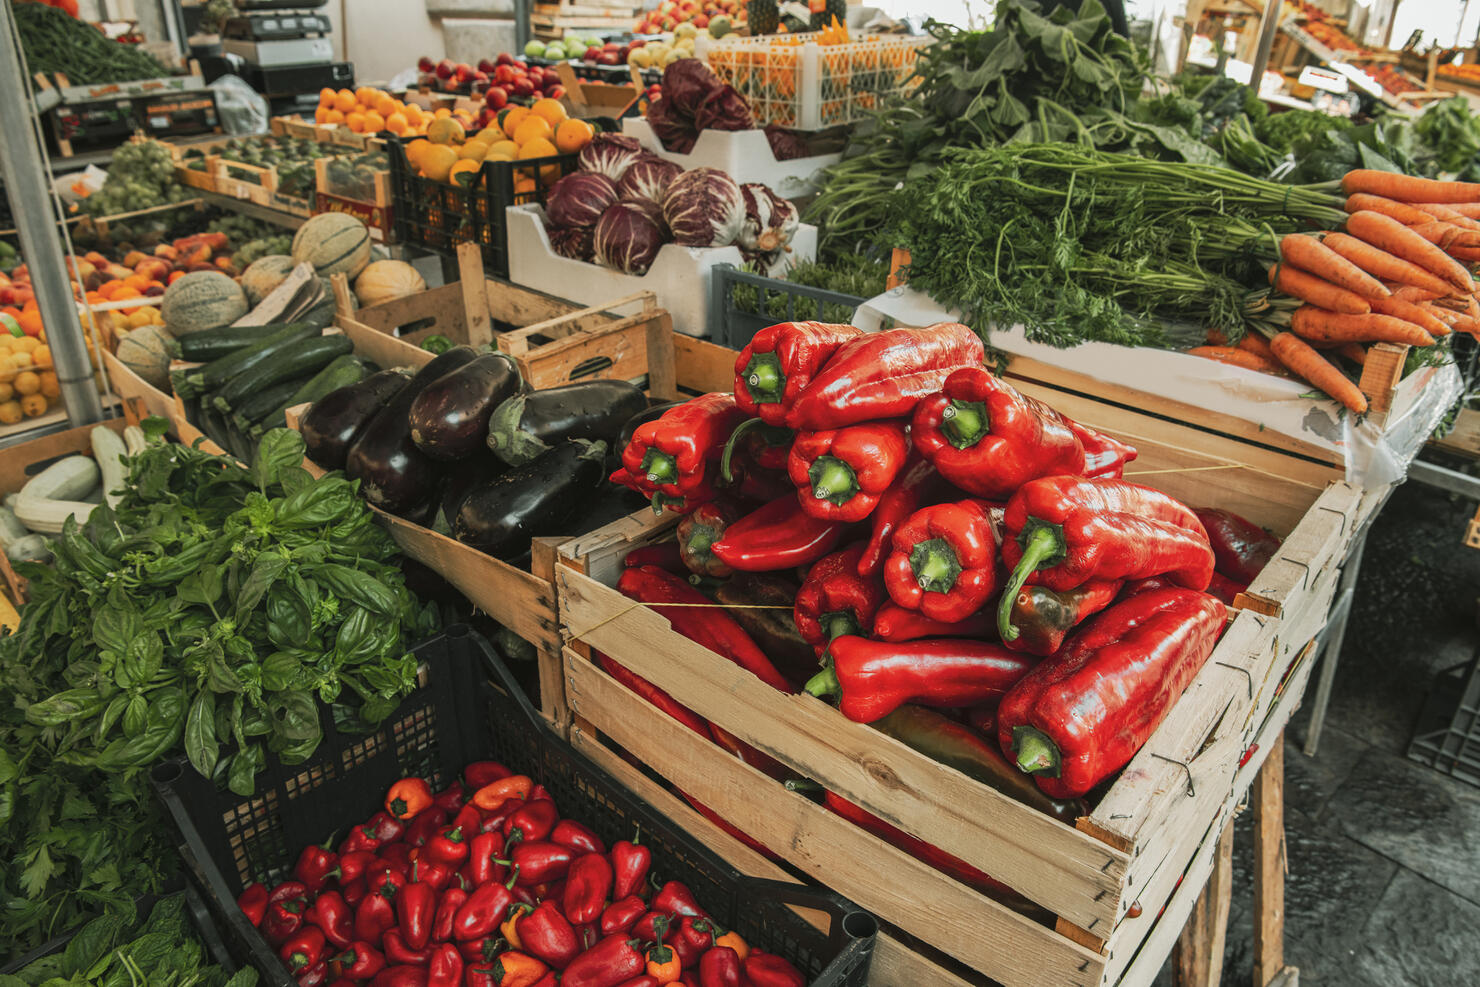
[323, 108, 345, 124]
[426, 116, 465, 145]
[16, 309, 41, 337]
[513, 175, 538, 197]
[475, 127, 503, 146]
[13, 371, 39, 397]
[123, 273, 150, 293]
[319, 87, 336, 106]
[511, 114, 552, 147]
[345, 111, 367, 133]
[405, 138, 431, 167]
[355, 86, 377, 105]
[375, 93, 397, 117]
[458, 140, 490, 161]
[362, 110, 385, 133]
[386, 112, 409, 135]
[419, 144, 458, 182]
[531, 98, 567, 126]
[334, 89, 357, 113]
[434, 107, 452, 119]
[500, 106, 530, 139]
[448, 159, 481, 187]
[38, 371, 58, 399]
[315, 106, 331, 124]
[554, 117, 594, 154]
[517, 138, 561, 184]
[96, 279, 122, 300]
[32, 345, 51, 369]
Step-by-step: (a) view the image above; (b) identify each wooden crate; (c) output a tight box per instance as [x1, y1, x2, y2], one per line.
[552, 344, 1368, 986]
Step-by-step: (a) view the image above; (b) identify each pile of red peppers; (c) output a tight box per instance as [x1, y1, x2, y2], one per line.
[238, 765, 807, 987]
[604, 321, 1284, 845]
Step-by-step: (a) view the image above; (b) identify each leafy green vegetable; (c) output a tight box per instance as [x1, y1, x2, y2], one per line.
[729, 253, 891, 323]
[1415, 97, 1480, 177]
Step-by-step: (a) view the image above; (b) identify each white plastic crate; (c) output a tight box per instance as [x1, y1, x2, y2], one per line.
[621, 117, 841, 198]
[505, 203, 817, 337]
[697, 31, 929, 129]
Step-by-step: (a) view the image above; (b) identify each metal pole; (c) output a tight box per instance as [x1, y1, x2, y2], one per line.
[0, 1, 104, 426]
[1248, 0, 1284, 93]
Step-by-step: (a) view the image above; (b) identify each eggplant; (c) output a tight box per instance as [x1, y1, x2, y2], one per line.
[438, 451, 507, 524]
[615, 400, 683, 456]
[302, 368, 413, 470]
[487, 379, 647, 466]
[453, 440, 608, 557]
[345, 347, 480, 514]
[409, 352, 523, 461]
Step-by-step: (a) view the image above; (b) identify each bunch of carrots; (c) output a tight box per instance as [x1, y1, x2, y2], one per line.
[1191, 169, 1480, 414]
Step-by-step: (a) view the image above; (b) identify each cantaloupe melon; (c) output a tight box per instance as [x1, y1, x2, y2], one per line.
[292, 213, 372, 279]
[240, 255, 296, 306]
[161, 271, 248, 336]
[354, 260, 426, 307]
[115, 324, 174, 390]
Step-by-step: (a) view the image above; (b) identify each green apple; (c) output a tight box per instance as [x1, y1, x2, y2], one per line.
[524, 40, 547, 57]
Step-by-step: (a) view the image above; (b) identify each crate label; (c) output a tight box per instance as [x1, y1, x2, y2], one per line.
[267, 191, 313, 217]
[316, 192, 394, 241]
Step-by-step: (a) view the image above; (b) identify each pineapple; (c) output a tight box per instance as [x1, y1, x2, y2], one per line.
[809, 0, 846, 31]
[748, 0, 779, 35]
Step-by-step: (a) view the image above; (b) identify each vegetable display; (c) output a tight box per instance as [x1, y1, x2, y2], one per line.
[14, 1, 166, 84]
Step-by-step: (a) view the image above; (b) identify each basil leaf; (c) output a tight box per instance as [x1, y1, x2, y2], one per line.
[227, 743, 265, 797]
[277, 477, 356, 528]
[176, 564, 223, 607]
[251, 429, 307, 490]
[185, 692, 219, 778]
[235, 551, 289, 621]
[312, 564, 398, 616]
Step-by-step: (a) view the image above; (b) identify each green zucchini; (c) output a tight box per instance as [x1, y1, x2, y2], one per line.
[177, 322, 316, 399]
[230, 375, 316, 431]
[195, 402, 231, 453]
[249, 355, 372, 434]
[175, 322, 300, 362]
[213, 334, 354, 413]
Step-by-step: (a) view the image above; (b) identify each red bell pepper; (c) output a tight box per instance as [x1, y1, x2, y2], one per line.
[793, 543, 884, 651]
[339, 850, 380, 886]
[650, 882, 706, 920]
[562, 935, 646, 987]
[453, 872, 518, 941]
[670, 918, 714, 969]
[509, 840, 574, 885]
[429, 944, 466, 987]
[742, 951, 805, 987]
[464, 761, 512, 789]
[405, 806, 451, 849]
[281, 927, 327, 973]
[732, 321, 863, 425]
[677, 500, 743, 578]
[601, 896, 648, 936]
[1066, 419, 1138, 479]
[787, 421, 910, 522]
[551, 819, 606, 855]
[465, 831, 508, 887]
[308, 891, 354, 950]
[999, 587, 1227, 798]
[353, 887, 396, 943]
[563, 852, 614, 925]
[910, 367, 1086, 498]
[294, 842, 341, 894]
[870, 602, 993, 642]
[264, 882, 310, 945]
[384, 930, 432, 965]
[698, 947, 742, 987]
[784, 323, 984, 430]
[427, 826, 471, 868]
[609, 838, 650, 901]
[1003, 580, 1124, 657]
[624, 541, 687, 573]
[518, 900, 582, 969]
[997, 477, 1215, 641]
[617, 566, 792, 692]
[504, 799, 559, 844]
[387, 777, 434, 820]
[611, 468, 721, 516]
[238, 883, 269, 927]
[397, 881, 437, 950]
[372, 965, 431, 987]
[331, 942, 387, 980]
[297, 961, 329, 987]
[1193, 507, 1280, 583]
[646, 945, 682, 984]
[619, 393, 748, 505]
[806, 635, 1037, 723]
[597, 651, 711, 739]
[856, 453, 939, 579]
[1207, 571, 1245, 605]
[434, 781, 467, 814]
[436, 888, 469, 944]
[883, 499, 999, 622]
[710, 496, 852, 573]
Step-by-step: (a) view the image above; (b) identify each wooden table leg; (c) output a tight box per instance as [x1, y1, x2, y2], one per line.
[1254, 734, 1296, 987]
[1172, 823, 1236, 987]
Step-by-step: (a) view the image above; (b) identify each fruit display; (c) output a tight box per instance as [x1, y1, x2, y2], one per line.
[321, 147, 391, 202]
[403, 98, 594, 190]
[83, 137, 192, 217]
[416, 52, 568, 109]
[211, 134, 337, 199]
[635, 0, 744, 35]
[315, 85, 446, 136]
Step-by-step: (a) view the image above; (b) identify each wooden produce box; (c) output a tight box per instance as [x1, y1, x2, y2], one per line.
[314, 155, 394, 243]
[168, 138, 219, 192]
[553, 344, 1368, 986]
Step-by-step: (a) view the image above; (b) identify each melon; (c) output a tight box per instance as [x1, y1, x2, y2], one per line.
[354, 260, 426, 308]
[161, 271, 248, 336]
[292, 213, 372, 279]
[115, 324, 174, 391]
[240, 255, 296, 306]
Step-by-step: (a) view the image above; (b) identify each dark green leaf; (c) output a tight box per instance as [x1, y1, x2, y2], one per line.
[185, 691, 219, 778]
[251, 429, 307, 490]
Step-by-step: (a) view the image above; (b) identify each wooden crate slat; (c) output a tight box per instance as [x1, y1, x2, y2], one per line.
[1235, 480, 1368, 618]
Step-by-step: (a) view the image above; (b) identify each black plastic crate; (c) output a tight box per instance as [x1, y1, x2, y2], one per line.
[387, 138, 577, 277]
[708, 263, 869, 350]
[151, 626, 877, 987]
[1408, 644, 1480, 788]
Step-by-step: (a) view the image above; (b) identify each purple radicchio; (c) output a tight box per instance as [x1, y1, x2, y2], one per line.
[548, 223, 596, 262]
[764, 124, 811, 161]
[694, 85, 754, 133]
[578, 133, 645, 181]
[661, 167, 745, 248]
[616, 155, 684, 205]
[737, 183, 799, 254]
[594, 201, 666, 274]
[645, 94, 696, 154]
[546, 171, 619, 229]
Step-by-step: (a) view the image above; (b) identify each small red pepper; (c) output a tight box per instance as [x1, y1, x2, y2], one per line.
[601, 896, 648, 937]
[670, 918, 713, 968]
[465, 831, 508, 887]
[353, 887, 396, 943]
[453, 871, 518, 941]
[264, 882, 310, 945]
[1207, 571, 1245, 605]
[384, 930, 432, 965]
[519, 900, 582, 970]
[712, 930, 747, 964]
[732, 321, 863, 425]
[1066, 418, 1138, 479]
[618, 978, 660, 987]
[562, 935, 646, 987]
[884, 499, 999, 622]
[609, 838, 650, 901]
[551, 819, 605, 856]
[806, 636, 1037, 723]
[434, 781, 467, 813]
[405, 806, 451, 849]
[451, 804, 482, 836]
[509, 841, 574, 885]
[646, 945, 682, 984]
[281, 926, 327, 973]
[331, 942, 387, 980]
[787, 420, 910, 522]
[339, 850, 380, 886]
[436, 888, 469, 943]
[856, 453, 939, 579]
[368, 860, 409, 897]
[679, 974, 699, 987]
[870, 602, 994, 642]
[677, 500, 742, 577]
[386, 777, 435, 820]
[620, 394, 748, 506]
[503, 798, 559, 844]
[998, 477, 1214, 641]
[297, 961, 329, 987]
[650, 882, 706, 921]
[427, 826, 471, 868]
[625, 541, 688, 573]
[793, 543, 884, 652]
[307, 891, 354, 950]
[429, 943, 466, 987]
[709, 495, 853, 573]
[341, 879, 368, 908]
[464, 761, 512, 789]
[563, 852, 614, 926]
[237, 883, 269, 928]
[1003, 580, 1124, 657]
[742, 951, 805, 987]
[373, 965, 432, 987]
[1193, 507, 1280, 584]
[459, 935, 501, 965]
[596, 652, 711, 739]
[342, 812, 405, 855]
[294, 842, 341, 894]
[396, 881, 438, 950]
[632, 912, 672, 945]
[617, 566, 792, 692]
[472, 775, 534, 811]
[698, 947, 742, 987]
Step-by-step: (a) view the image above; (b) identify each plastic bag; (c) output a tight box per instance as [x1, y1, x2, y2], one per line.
[211, 74, 269, 135]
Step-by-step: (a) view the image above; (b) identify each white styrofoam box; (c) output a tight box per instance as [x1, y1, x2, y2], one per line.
[506, 204, 817, 338]
[621, 117, 842, 199]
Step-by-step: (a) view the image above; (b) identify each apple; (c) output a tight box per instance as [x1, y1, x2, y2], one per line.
[494, 52, 514, 66]
[485, 85, 508, 109]
[584, 45, 602, 61]
[693, 13, 708, 27]
[597, 51, 620, 65]
[418, 56, 435, 73]
[495, 64, 516, 84]
[604, 41, 621, 50]
[477, 58, 495, 73]
[435, 59, 454, 79]
[523, 40, 546, 59]
[548, 85, 566, 98]
[473, 70, 489, 83]
[455, 63, 473, 83]
[512, 78, 535, 97]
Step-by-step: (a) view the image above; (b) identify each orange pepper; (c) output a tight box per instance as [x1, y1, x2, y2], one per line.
[715, 929, 749, 963]
[385, 776, 433, 820]
[493, 951, 546, 987]
[501, 903, 527, 951]
[646, 945, 682, 985]
[472, 774, 533, 810]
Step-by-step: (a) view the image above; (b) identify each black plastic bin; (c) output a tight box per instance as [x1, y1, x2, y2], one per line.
[708, 263, 869, 350]
[387, 139, 578, 277]
[151, 626, 877, 987]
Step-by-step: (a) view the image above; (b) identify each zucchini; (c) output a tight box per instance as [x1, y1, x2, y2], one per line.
[91, 426, 129, 509]
[287, 354, 372, 409]
[231, 375, 315, 431]
[176, 322, 317, 399]
[175, 322, 299, 362]
[0, 506, 29, 549]
[8, 534, 51, 564]
[196, 403, 232, 453]
[122, 425, 147, 456]
[213, 334, 354, 413]
[21, 456, 99, 502]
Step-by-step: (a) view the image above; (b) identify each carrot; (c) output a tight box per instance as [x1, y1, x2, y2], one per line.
[1389, 283, 1443, 303]
[1289, 305, 1435, 346]
[1344, 193, 1436, 226]
[1280, 234, 1389, 300]
[1345, 210, 1475, 293]
[1405, 222, 1480, 251]
[1419, 202, 1480, 219]
[1446, 245, 1480, 263]
[1323, 233, 1457, 295]
[1268, 263, 1371, 314]
[1341, 169, 1480, 204]
[1369, 295, 1452, 336]
[1237, 333, 1276, 361]
[1408, 200, 1480, 232]
[1205, 328, 1230, 346]
[1425, 304, 1461, 326]
[1269, 332, 1368, 414]
[1187, 345, 1285, 375]
[1336, 343, 1368, 366]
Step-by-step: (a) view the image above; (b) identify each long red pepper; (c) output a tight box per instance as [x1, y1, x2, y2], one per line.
[610, 839, 650, 900]
[709, 496, 852, 572]
[997, 477, 1214, 641]
[596, 651, 711, 738]
[1003, 580, 1124, 657]
[676, 500, 742, 577]
[561, 934, 646, 987]
[883, 499, 999, 622]
[855, 454, 938, 578]
[998, 587, 1227, 798]
[619, 394, 748, 508]
[792, 543, 884, 651]
[1067, 419, 1138, 479]
[307, 891, 353, 949]
[238, 883, 269, 927]
[870, 602, 994, 642]
[806, 636, 1037, 723]
[732, 321, 863, 425]
[786, 420, 910, 522]
[742, 951, 806, 987]
[564, 853, 614, 926]
[617, 566, 792, 692]
[519, 900, 581, 969]
[784, 323, 985, 430]
[1193, 507, 1281, 583]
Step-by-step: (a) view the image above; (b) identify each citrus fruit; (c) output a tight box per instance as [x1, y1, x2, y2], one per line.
[449, 159, 481, 187]
[334, 89, 357, 113]
[427, 116, 465, 145]
[531, 98, 568, 126]
[420, 144, 458, 182]
[512, 114, 553, 147]
[458, 140, 490, 160]
[554, 117, 594, 153]
[500, 106, 531, 139]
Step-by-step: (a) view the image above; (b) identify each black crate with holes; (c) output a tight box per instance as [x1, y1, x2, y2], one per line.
[150, 626, 878, 987]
